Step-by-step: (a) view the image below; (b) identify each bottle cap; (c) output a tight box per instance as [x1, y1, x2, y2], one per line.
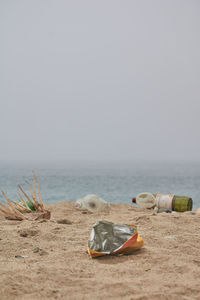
[132, 197, 136, 203]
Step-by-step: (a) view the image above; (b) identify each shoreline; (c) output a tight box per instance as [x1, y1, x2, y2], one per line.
[0, 201, 200, 299]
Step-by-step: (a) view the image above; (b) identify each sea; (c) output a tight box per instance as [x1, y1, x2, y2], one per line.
[0, 161, 200, 209]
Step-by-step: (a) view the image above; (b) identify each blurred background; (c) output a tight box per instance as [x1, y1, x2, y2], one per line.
[0, 0, 200, 207]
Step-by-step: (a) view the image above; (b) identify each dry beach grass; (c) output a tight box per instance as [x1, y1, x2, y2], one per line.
[0, 201, 200, 299]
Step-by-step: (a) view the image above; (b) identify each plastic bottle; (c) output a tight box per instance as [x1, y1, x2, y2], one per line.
[18, 200, 36, 211]
[132, 192, 156, 209]
[75, 194, 110, 213]
[132, 193, 193, 212]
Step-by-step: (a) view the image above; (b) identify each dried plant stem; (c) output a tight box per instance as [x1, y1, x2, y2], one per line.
[10, 199, 30, 213]
[18, 185, 36, 209]
[0, 174, 50, 221]
[1, 191, 19, 212]
[34, 174, 43, 207]
[1, 191, 27, 220]
[26, 181, 40, 210]
[0, 202, 12, 214]
[17, 192, 32, 212]
[33, 181, 37, 202]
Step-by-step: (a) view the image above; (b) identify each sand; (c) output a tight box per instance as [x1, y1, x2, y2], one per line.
[0, 201, 200, 300]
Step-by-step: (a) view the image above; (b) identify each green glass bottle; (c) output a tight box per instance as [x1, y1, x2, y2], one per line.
[172, 195, 193, 212]
[155, 194, 192, 212]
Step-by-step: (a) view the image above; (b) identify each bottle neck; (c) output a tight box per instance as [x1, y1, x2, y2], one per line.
[132, 197, 136, 204]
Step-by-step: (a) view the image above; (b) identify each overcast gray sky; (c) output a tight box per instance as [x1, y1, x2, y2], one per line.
[0, 0, 200, 163]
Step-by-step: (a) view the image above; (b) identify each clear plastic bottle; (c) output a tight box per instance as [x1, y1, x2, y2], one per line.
[75, 194, 110, 213]
[132, 192, 156, 209]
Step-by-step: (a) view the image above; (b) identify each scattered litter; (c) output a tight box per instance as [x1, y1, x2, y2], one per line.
[75, 194, 110, 213]
[132, 192, 193, 212]
[88, 220, 144, 258]
[0, 174, 50, 221]
[132, 193, 156, 209]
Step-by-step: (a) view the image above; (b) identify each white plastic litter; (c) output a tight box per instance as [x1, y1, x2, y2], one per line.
[75, 194, 110, 213]
[136, 192, 156, 208]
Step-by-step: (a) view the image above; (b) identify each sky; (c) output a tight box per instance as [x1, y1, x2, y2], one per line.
[0, 0, 200, 164]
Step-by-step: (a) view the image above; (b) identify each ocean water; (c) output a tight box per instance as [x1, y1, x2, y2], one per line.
[0, 161, 200, 209]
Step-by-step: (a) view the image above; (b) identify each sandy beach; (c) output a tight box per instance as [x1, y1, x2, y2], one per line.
[0, 201, 200, 300]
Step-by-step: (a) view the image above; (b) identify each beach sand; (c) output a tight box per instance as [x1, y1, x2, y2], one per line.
[0, 201, 200, 300]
